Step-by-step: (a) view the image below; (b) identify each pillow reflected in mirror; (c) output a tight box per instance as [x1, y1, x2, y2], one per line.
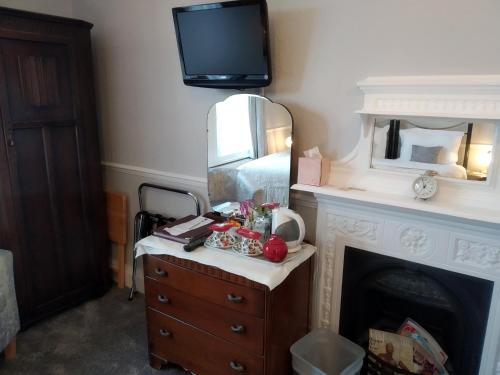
[410, 145, 443, 164]
[400, 128, 463, 164]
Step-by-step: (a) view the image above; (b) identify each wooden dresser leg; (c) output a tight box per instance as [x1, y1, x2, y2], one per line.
[117, 244, 126, 289]
[149, 354, 165, 369]
[4, 336, 16, 360]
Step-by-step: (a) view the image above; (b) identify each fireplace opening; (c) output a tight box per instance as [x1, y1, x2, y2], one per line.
[339, 247, 493, 374]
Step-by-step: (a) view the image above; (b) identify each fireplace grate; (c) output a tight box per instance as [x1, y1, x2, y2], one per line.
[362, 351, 419, 375]
[341, 247, 488, 374]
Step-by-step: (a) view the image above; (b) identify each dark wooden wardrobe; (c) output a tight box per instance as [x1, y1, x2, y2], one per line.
[0, 7, 110, 328]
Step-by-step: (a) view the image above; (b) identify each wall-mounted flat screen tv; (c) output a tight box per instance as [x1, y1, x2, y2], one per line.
[172, 0, 272, 89]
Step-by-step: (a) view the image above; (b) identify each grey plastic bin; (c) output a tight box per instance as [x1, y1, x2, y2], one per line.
[290, 328, 365, 375]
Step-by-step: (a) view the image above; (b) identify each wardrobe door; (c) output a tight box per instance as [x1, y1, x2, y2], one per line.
[0, 37, 102, 324]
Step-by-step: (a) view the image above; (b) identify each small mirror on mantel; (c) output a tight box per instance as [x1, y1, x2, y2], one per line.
[370, 117, 497, 182]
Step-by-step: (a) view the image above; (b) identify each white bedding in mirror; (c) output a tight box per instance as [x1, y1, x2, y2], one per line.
[372, 158, 467, 179]
[236, 152, 290, 206]
[399, 128, 464, 164]
[208, 152, 290, 206]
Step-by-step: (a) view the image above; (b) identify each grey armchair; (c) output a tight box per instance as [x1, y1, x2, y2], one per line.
[0, 249, 19, 360]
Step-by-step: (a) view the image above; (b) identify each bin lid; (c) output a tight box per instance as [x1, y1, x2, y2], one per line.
[290, 328, 365, 375]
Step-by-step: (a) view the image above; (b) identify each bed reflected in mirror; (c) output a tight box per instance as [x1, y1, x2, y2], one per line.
[370, 118, 496, 182]
[207, 94, 292, 214]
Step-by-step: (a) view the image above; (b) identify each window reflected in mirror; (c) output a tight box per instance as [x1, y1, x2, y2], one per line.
[370, 117, 497, 182]
[208, 95, 255, 168]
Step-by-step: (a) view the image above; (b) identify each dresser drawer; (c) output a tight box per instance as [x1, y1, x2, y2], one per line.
[145, 277, 264, 355]
[147, 308, 264, 375]
[144, 256, 265, 318]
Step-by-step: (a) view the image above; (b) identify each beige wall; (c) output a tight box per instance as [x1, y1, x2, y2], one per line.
[73, 0, 230, 179]
[73, 0, 500, 171]
[265, 0, 500, 161]
[4, 0, 500, 289]
[73, 0, 499, 290]
[0, 0, 72, 17]
[6, 0, 500, 170]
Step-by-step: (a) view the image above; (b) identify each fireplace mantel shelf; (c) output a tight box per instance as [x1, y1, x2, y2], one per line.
[292, 183, 500, 226]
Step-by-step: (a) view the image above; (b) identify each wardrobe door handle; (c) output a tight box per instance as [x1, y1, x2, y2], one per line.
[227, 294, 243, 303]
[7, 130, 15, 147]
[158, 295, 170, 304]
[230, 324, 245, 333]
[229, 361, 245, 372]
[159, 329, 171, 337]
[154, 268, 166, 277]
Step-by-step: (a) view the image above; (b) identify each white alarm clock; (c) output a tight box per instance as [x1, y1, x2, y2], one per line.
[413, 171, 438, 200]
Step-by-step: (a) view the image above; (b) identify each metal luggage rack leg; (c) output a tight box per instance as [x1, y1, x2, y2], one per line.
[128, 183, 201, 301]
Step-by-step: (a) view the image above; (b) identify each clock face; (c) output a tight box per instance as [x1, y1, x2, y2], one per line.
[413, 175, 438, 200]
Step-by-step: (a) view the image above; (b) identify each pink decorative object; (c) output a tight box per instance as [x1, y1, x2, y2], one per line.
[297, 157, 330, 186]
[262, 235, 288, 263]
[260, 202, 280, 210]
[239, 200, 253, 217]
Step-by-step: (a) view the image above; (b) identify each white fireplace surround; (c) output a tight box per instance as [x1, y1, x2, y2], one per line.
[312, 197, 500, 375]
[293, 75, 500, 375]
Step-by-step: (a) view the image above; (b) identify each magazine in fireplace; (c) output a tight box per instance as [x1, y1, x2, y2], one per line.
[368, 318, 449, 375]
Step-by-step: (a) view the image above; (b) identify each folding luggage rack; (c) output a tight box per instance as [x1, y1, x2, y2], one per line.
[128, 183, 201, 300]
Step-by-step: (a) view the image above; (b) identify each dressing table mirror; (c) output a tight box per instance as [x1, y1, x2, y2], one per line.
[370, 117, 497, 182]
[207, 94, 293, 214]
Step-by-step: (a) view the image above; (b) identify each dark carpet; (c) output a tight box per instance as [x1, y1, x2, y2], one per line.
[0, 288, 188, 375]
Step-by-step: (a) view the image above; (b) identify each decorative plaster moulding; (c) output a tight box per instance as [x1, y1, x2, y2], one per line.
[356, 75, 500, 120]
[292, 74, 500, 219]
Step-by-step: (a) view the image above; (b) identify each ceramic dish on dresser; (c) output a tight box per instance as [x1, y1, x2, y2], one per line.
[232, 242, 263, 257]
[204, 223, 236, 249]
[232, 227, 263, 257]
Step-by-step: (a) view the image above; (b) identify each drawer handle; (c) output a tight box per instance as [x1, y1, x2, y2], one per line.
[229, 361, 245, 372]
[227, 294, 243, 303]
[154, 268, 167, 277]
[230, 324, 245, 333]
[158, 295, 170, 304]
[159, 329, 171, 337]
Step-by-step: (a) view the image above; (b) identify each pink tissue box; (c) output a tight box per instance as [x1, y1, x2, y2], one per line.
[297, 157, 330, 186]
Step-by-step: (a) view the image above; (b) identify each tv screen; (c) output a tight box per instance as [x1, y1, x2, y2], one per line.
[172, 0, 272, 88]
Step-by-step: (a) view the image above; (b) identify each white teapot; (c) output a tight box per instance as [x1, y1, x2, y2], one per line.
[271, 207, 305, 252]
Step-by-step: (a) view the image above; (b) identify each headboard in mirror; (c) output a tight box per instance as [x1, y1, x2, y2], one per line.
[370, 118, 496, 182]
[207, 94, 293, 214]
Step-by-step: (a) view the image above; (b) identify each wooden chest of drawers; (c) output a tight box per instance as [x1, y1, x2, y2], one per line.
[143, 254, 312, 375]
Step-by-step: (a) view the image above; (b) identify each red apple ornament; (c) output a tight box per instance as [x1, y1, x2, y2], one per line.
[263, 235, 288, 262]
